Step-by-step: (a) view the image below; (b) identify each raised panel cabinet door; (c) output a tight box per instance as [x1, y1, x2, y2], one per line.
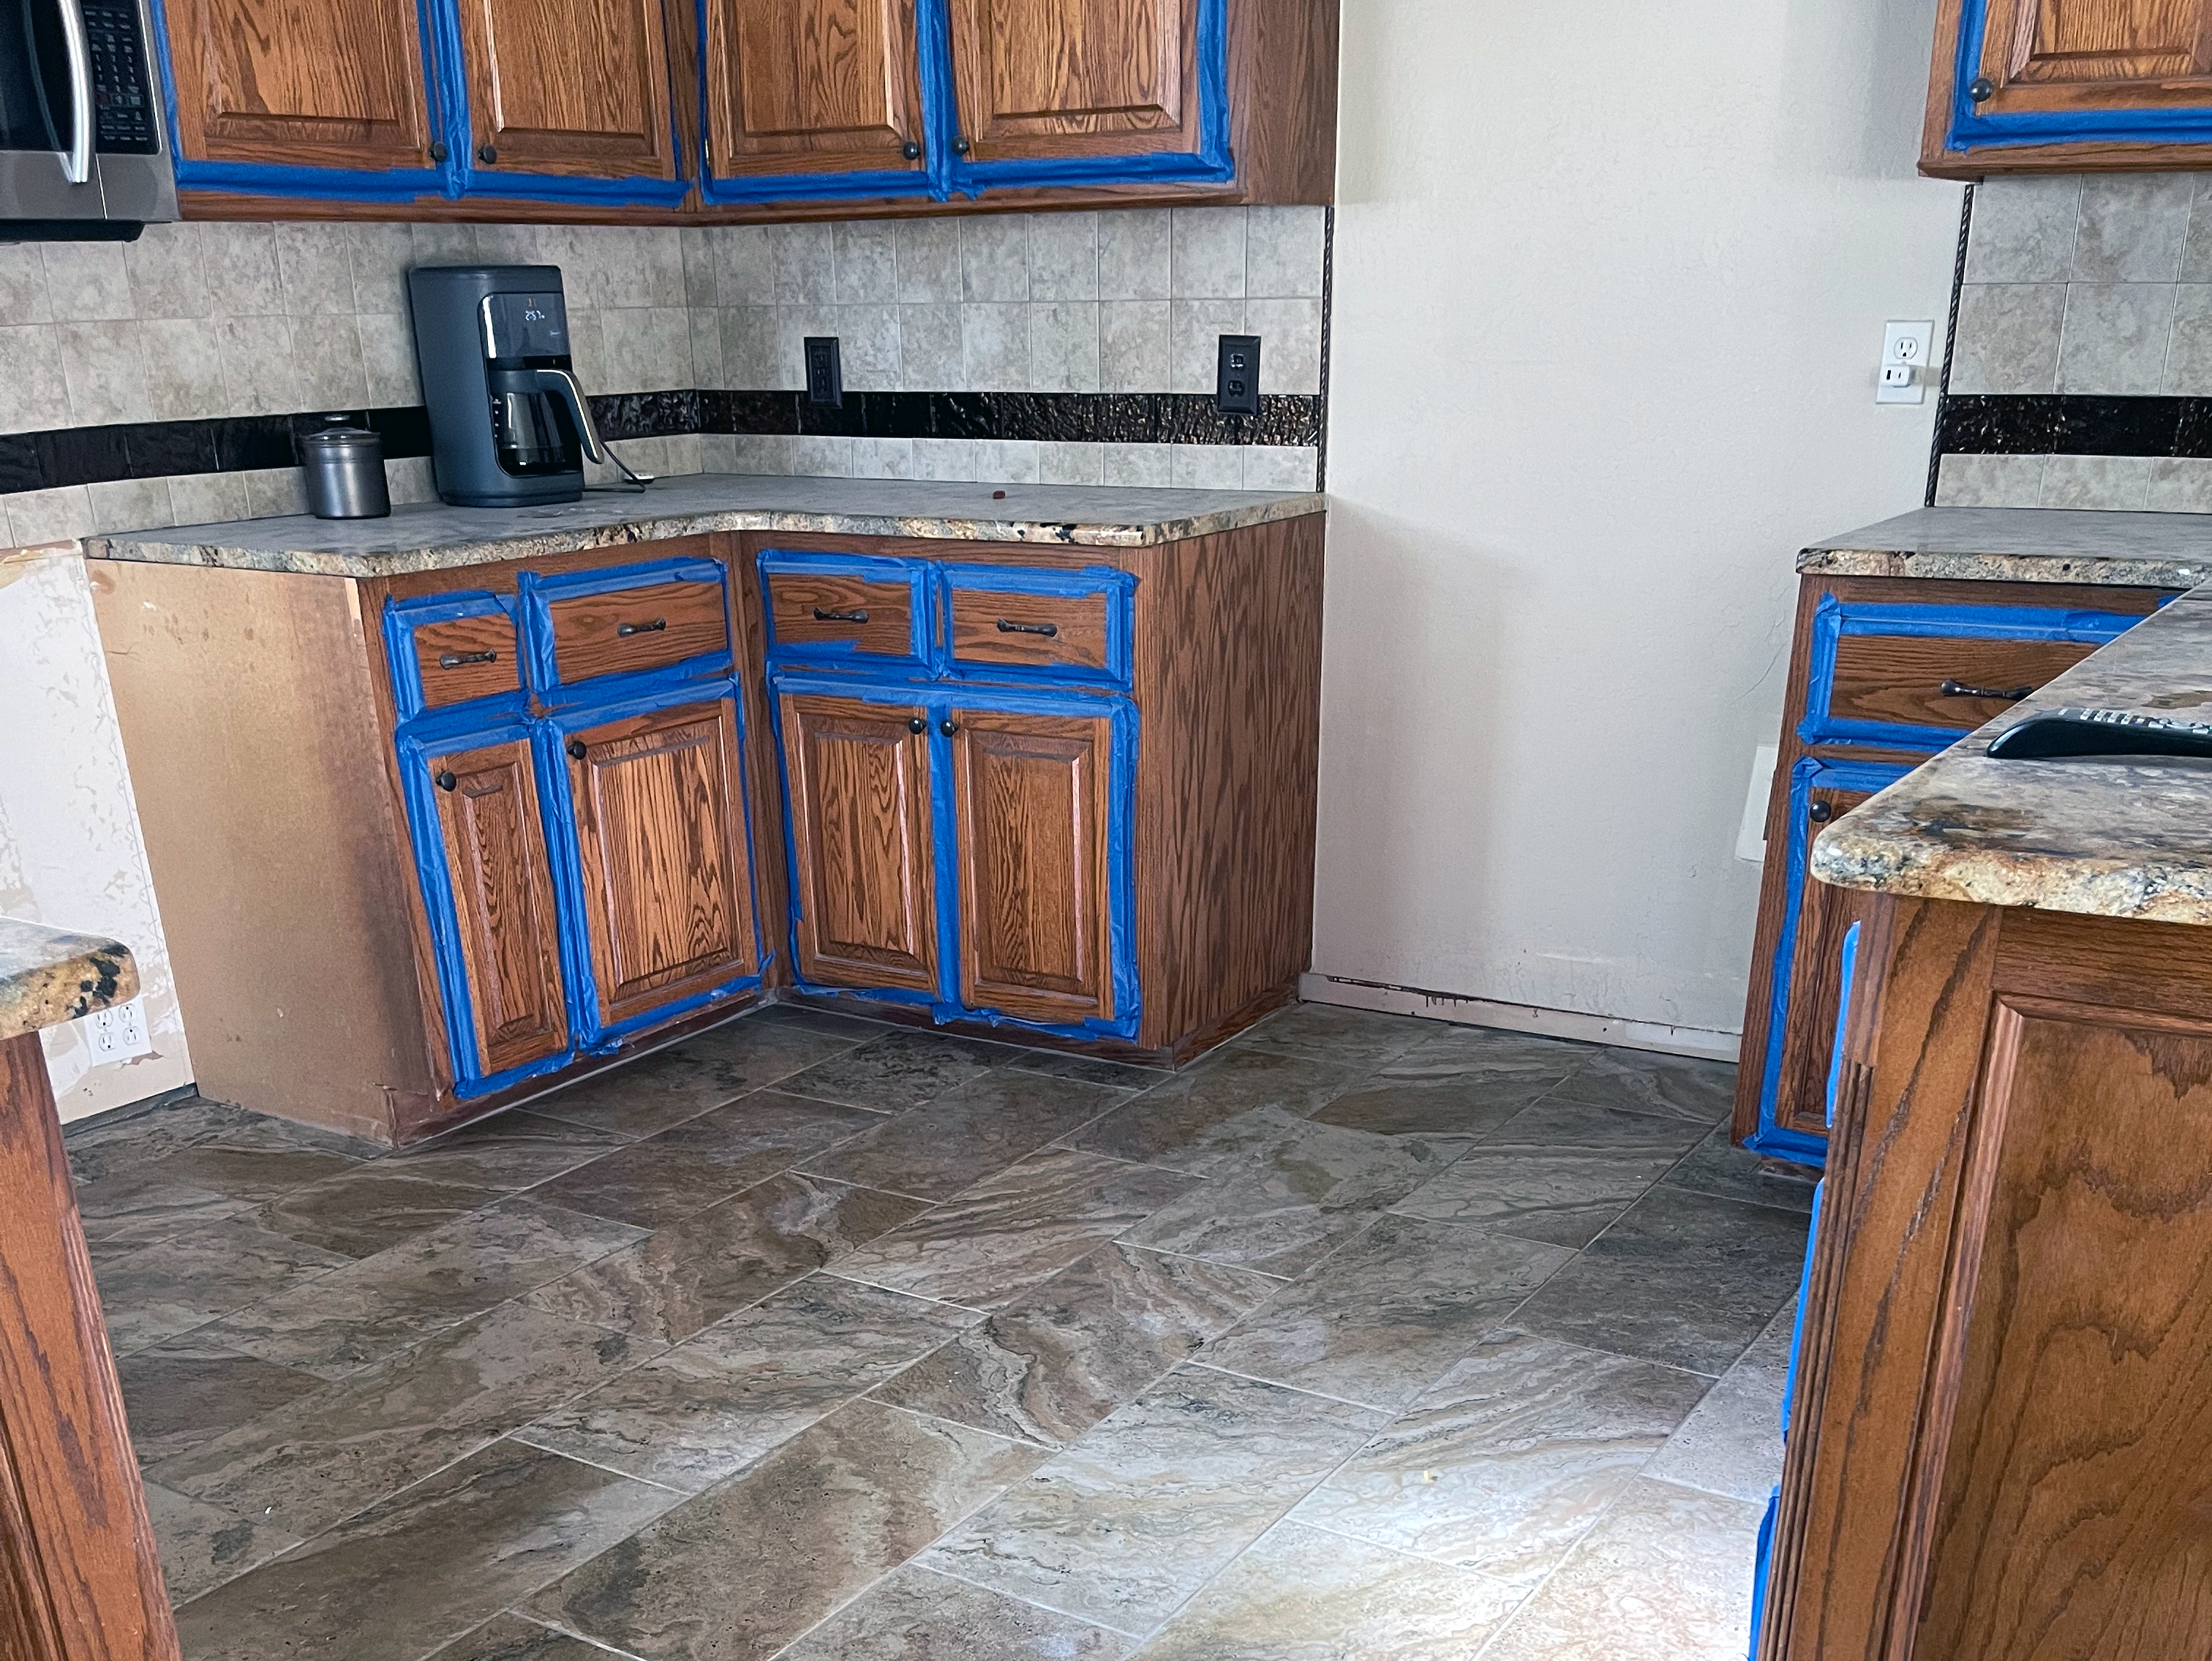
[458, 0, 677, 176]
[778, 691, 938, 993]
[703, 0, 929, 177]
[562, 698, 759, 1031]
[424, 737, 570, 1078]
[946, 0, 1199, 160]
[949, 705, 1115, 1027]
[1969, 0, 2212, 112]
[163, 0, 433, 168]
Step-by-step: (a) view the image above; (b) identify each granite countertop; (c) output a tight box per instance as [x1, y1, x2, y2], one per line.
[1813, 589, 2212, 924]
[83, 474, 1328, 579]
[0, 919, 138, 1043]
[1799, 506, 2212, 589]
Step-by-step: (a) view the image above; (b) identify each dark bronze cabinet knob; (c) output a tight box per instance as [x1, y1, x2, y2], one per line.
[940, 719, 959, 736]
[902, 140, 922, 160]
[1967, 76, 1995, 102]
[1809, 801, 1832, 822]
[478, 143, 497, 163]
[434, 769, 457, 792]
[907, 716, 927, 734]
[567, 739, 588, 761]
[428, 140, 449, 162]
[952, 136, 971, 155]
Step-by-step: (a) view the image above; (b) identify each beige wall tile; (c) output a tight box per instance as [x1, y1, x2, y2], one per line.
[57, 321, 152, 425]
[0, 325, 72, 434]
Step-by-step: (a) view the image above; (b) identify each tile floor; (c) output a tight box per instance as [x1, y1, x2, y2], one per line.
[74, 1001, 1814, 1661]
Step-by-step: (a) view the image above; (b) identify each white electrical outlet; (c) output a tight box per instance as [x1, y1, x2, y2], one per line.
[1878, 321, 1937, 404]
[86, 998, 152, 1062]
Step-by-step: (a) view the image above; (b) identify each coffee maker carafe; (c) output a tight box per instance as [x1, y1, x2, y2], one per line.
[408, 265, 608, 508]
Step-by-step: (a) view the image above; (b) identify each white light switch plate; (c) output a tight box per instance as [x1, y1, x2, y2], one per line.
[1737, 744, 1779, 864]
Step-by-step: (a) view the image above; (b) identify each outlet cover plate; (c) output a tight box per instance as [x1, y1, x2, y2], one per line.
[1216, 334, 1260, 416]
[86, 998, 151, 1062]
[803, 336, 843, 408]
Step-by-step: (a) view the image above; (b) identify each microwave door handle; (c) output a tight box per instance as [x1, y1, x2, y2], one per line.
[533, 368, 606, 466]
[55, 0, 94, 184]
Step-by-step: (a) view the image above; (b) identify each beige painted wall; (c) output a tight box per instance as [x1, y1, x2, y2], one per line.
[1315, 0, 1966, 1039]
[1, 546, 193, 1118]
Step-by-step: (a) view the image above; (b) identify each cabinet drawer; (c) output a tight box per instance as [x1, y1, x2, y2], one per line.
[941, 565, 1135, 685]
[384, 594, 523, 719]
[549, 577, 730, 685]
[763, 557, 926, 665]
[1801, 599, 2145, 748]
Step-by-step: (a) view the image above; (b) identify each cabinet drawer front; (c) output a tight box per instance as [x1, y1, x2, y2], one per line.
[385, 595, 524, 719]
[941, 565, 1135, 685]
[762, 554, 928, 666]
[1800, 598, 2148, 748]
[548, 576, 731, 686]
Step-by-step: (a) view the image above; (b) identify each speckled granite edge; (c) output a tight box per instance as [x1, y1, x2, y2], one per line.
[0, 920, 138, 1042]
[1795, 547, 2207, 588]
[86, 494, 1328, 579]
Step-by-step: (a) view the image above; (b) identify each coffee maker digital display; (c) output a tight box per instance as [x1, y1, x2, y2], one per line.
[408, 265, 610, 508]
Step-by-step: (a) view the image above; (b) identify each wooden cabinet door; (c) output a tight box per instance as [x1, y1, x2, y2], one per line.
[1770, 780, 1886, 1145]
[162, 0, 434, 169]
[702, 0, 929, 178]
[1966, 0, 2212, 116]
[779, 692, 938, 993]
[457, 0, 677, 178]
[423, 737, 570, 1080]
[946, 0, 1200, 162]
[949, 704, 1116, 1027]
[561, 699, 759, 1032]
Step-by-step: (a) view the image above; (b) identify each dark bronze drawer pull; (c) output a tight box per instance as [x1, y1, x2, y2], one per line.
[434, 770, 457, 792]
[996, 619, 1058, 638]
[437, 649, 497, 669]
[813, 607, 869, 623]
[617, 618, 667, 638]
[1941, 677, 2034, 703]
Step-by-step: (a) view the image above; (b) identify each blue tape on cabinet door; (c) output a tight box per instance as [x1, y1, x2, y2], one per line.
[1824, 922, 1861, 1130]
[1944, 0, 2212, 150]
[756, 549, 934, 668]
[383, 592, 524, 722]
[936, 562, 1137, 686]
[1749, 1484, 1782, 1660]
[1780, 1179, 1824, 1442]
[517, 557, 735, 707]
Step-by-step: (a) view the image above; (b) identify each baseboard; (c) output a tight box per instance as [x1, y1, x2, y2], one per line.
[1298, 973, 1742, 1064]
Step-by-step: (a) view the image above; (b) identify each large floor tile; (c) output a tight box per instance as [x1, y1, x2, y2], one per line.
[421, 1615, 611, 1661]
[1477, 1477, 1764, 1661]
[1509, 1185, 1807, 1375]
[525, 1172, 928, 1344]
[75, 1142, 361, 1245]
[1543, 1048, 1736, 1124]
[527, 1399, 1045, 1661]
[919, 1366, 1385, 1638]
[93, 1215, 353, 1355]
[528, 1093, 884, 1228]
[519, 1276, 975, 1490]
[173, 1439, 680, 1661]
[778, 1564, 1134, 1660]
[1662, 1124, 1819, 1216]
[254, 1165, 508, 1258]
[1230, 1003, 1433, 1068]
[373, 1110, 633, 1191]
[829, 1148, 1197, 1309]
[1007, 1050, 1173, 1089]
[777, 1029, 1017, 1113]
[1063, 1047, 1369, 1170]
[143, 1479, 301, 1605]
[1291, 1331, 1709, 1588]
[203, 1199, 648, 1378]
[117, 1338, 326, 1466]
[1643, 1303, 1792, 1504]
[1391, 1099, 1707, 1248]
[873, 1242, 1276, 1446]
[67, 1096, 372, 1188]
[150, 1303, 661, 1540]
[799, 1071, 1130, 1200]
[1128, 1520, 1524, 1661]
[527, 1009, 867, 1139]
[1116, 1110, 1454, 1277]
[1200, 1213, 1571, 1410]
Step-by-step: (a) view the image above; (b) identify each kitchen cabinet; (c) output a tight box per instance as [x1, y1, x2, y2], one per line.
[1734, 574, 2162, 1164]
[1923, 0, 2212, 175]
[699, 0, 930, 185]
[455, 0, 680, 182]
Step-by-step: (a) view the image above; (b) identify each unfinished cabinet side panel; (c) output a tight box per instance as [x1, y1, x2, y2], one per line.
[87, 562, 436, 1142]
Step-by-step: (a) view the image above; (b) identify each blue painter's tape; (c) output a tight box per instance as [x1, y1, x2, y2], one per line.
[757, 549, 933, 669]
[526, 722, 608, 1058]
[935, 562, 1137, 688]
[519, 557, 734, 706]
[383, 591, 523, 722]
[1745, 757, 1911, 1166]
[1780, 1179, 1826, 1442]
[1798, 595, 2151, 749]
[1824, 922, 1860, 1131]
[927, 689, 962, 1009]
[1750, 1485, 1782, 1661]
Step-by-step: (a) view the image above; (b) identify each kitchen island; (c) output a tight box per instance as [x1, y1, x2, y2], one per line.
[1754, 581, 2212, 1659]
[85, 476, 1328, 1145]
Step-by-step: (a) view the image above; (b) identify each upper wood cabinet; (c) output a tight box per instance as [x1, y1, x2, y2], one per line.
[945, 0, 1198, 164]
[701, 0, 929, 178]
[162, 0, 435, 171]
[1925, 0, 2212, 173]
[456, 0, 678, 180]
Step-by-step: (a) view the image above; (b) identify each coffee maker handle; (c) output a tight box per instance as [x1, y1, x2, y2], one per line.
[533, 369, 607, 467]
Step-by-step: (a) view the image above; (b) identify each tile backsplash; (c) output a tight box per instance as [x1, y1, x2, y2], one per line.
[0, 206, 1327, 546]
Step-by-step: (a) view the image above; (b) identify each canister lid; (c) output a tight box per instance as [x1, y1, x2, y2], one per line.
[302, 423, 381, 451]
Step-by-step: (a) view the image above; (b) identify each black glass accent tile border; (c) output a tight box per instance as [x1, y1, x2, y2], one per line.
[0, 391, 1325, 495]
[1936, 393, 2212, 459]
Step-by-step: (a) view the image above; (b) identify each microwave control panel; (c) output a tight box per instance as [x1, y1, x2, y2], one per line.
[85, 2, 158, 154]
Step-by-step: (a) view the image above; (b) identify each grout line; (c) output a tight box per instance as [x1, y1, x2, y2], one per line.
[898, 1556, 1153, 1642]
[1179, 1357, 1390, 1415]
[503, 1434, 694, 1497]
[500, 1611, 656, 1661]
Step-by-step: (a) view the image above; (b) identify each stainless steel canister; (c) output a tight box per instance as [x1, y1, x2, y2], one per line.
[301, 423, 391, 519]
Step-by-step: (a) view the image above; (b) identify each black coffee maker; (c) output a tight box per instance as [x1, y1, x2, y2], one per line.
[408, 265, 607, 508]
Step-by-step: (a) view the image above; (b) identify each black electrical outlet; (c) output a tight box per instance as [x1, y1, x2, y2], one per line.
[804, 336, 843, 408]
[1215, 334, 1260, 416]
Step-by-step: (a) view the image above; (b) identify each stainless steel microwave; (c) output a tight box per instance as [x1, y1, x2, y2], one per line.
[0, 0, 175, 238]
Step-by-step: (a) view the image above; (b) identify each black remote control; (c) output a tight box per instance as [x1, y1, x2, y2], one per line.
[1987, 707, 2212, 761]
